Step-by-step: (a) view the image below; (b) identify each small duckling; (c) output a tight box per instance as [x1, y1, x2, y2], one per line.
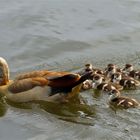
[104, 64, 117, 79]
[120, 78, 140, 89]
[111, 72, 140, 89]
[82, 79, 93, 90]
[122, 64, 140, 80]
[92, 73, 123, 91]
[77, 63, 93, 76]
[108, 89, 140, 109]
[105, 64, 122, 79]
[78, 63, 104, 76]
[133, 71, 140, 80]
[123, 64, 134, 73]
[92, 74, 117, 92]
[84, 63, 93, 72]
[111, 72, 122, 83]
[81, 73, 105, 90]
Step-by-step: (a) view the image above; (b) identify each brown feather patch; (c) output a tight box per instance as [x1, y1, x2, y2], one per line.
[15, 70, 50, 80]
[8, 77, 48, 93]
[15, 70, 72, 81]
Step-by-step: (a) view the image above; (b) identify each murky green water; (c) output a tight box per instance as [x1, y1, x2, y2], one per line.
[0, 0, 140, 140]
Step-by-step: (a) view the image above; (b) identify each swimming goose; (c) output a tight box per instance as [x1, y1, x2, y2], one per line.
[0, 57, 92, 103]
[108, 89, 140, 109]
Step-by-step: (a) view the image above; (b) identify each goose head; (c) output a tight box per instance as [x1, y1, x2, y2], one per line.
[0, 57, 9, 85]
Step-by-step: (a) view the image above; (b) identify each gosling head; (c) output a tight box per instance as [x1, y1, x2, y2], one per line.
[107, 63, 116, 68]
[123, 64, 134, 72]
[108, 89, 120, 100]
[105, 65, 117, 78]
[111, 72, 122, 83]
[93, 74, 103, 85]
[85, 63, 93, 71]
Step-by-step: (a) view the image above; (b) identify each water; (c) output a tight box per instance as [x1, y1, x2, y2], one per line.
[0, 0, 140, 139]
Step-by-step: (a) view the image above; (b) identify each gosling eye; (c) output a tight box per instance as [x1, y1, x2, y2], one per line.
[108, 92, 113, 95]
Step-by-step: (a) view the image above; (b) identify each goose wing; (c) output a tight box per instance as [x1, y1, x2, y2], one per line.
[13, 70, 82, 95]
[47, 73, 80, 88]
[15, 70, 50, 80]
[8, 77, 48, 94]
[15, 70, 71, 80]
[10, 73, 80, 93]
[47, 73, 81, 95]
[15, 70, 80, 88]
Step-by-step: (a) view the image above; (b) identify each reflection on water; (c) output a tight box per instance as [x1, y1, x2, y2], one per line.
[0, 98, 7, 117]
[0, 78, 140, 140]
[3, 97, 96, 126]
[40, 101, 96, 126]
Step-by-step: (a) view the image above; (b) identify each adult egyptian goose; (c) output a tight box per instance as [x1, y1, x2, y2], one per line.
[0, 57, 92, 103]
[108, 89, 140, 109]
